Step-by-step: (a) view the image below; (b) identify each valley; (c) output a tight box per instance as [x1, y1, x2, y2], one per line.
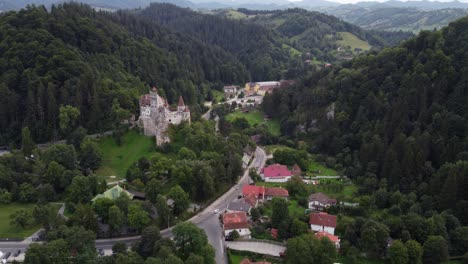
[0, 1, 467, 264]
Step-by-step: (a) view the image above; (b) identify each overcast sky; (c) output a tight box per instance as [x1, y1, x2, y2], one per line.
[290, 0, 468, 3]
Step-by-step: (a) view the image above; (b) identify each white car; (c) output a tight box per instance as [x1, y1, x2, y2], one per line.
[235, 185, 240, 190]
[213, 209, 220, 214]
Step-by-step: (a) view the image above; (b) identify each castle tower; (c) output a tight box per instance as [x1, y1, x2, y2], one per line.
[150, 87, 159, 110]
[177, 96, 185, 112]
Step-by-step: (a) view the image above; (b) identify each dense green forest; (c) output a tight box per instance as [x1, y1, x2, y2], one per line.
[215, 8, 413, 63]
[0, 3, 248, 145]
[263, 16, 468, 224]
[137, 3, 303, 81]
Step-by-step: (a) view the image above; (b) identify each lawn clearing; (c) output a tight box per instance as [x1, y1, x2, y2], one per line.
[226, 110, 281, 136]
[96, 130, 156, 178]
[212, 90, 225, 102]
[307, 158, 338, 176]
[0, 203, 60, 239]
[337, 32, 372, 51]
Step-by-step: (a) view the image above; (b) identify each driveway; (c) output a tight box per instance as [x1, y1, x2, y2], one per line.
[225, 241, 286, 257]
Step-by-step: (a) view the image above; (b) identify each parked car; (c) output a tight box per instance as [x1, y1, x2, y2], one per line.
[98, 248, 104, 256]
[237, 195, 242, 199]
[213, 209, 219, 214]
[2, 252, 11, 259]
[13, 250, 20, 257]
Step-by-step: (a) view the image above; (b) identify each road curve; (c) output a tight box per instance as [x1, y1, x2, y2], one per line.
[0, 147, 267, 264]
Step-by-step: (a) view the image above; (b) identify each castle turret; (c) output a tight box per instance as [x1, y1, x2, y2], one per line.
[177, 96, 185, 112]
[150, 87, 159, 110]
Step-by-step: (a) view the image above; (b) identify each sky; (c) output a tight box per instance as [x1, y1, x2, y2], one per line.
[289, 0, 468, 3]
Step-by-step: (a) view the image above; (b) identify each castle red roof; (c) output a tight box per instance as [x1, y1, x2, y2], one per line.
[140, 94, 151, 106]
[261, 164, 292, 178]
[242, 185, 265, 197]
[315, 231, 339, 243]
[309, 212, 337, 228]
[178, 96, 185, 107]
[223, 212, 249, 230]
[265, 187, 289, 197]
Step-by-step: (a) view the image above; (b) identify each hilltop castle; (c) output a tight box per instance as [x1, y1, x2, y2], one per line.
[138, 87, 190, 145]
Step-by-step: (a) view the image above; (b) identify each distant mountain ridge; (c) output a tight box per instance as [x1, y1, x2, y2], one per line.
[321, 5, 468, 32]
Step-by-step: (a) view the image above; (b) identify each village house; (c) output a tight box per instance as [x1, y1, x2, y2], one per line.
[242, 185, 289, 202]
[223, 211, 251, 238]
[244, 81, 280, 96]
[260, 164, 293, 183]
[315, 231, 340, 249]
[309, 212, 337, 235]
[264, 187, 289, 201]
[242, 185, 265, 200]
[224, 85, 238, 98]
[244, 193, 259, 207]
[308, 192, 337, 211]
[92, 185, 135, 202]
[227, 200, 251, 214]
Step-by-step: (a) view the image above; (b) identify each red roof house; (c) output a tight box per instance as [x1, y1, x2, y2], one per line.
[315, 231, 340, 249]
[261, 164, 293, 182]
[244, 193, 258, 207]
[265, 187, 289, 200]
[309, 212, 337, 235]
[242, 185, 265, 199]
[223, 212, 251, 238]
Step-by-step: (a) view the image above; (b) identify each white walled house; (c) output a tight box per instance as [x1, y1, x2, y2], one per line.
[260, 164, 293, 183]
[223, 212, 251, 239]
[309, 212, 337, 235]
[308, 192, 337, 211]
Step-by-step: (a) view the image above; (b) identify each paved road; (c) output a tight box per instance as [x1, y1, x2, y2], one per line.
[0, 147, 267, 264]
[225, 241, 286, 257]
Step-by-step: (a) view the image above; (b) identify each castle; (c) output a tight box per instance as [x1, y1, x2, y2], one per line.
[138, 87, 191, 145]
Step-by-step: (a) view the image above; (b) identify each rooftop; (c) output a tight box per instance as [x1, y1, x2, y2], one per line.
[265, 187, 289, 197]
[92, 185, 134, 202]
[242, 185, 265, 197]
[315, 231, 340, 243]
[223, 212, 249, 230]
[228, 200, 251, 213]
[308, 192, 337, 205]
[309, 212, 337, 228]
[262, 164, 292, 178]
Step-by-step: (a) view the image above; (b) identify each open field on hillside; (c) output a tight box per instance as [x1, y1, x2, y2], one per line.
[96, 130, 156, 178]
[337, 32, 372, 51]
[226, 110, 281, 136]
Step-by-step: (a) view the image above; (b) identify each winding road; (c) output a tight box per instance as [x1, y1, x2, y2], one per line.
[0, 147, 267, 264]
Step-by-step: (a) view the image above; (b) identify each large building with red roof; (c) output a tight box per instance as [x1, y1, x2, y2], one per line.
[222, 212, 251, 238]
[309, 212, 337, 235]
[260, 164, 293, 183]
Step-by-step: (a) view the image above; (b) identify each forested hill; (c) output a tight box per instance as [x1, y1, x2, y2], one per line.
[217, 8, 413, 63]
[263, 17, 468, 223]
[0, 3, 249, 145]
[137, 3, 301, 81]
[322, 5, 468, 32]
